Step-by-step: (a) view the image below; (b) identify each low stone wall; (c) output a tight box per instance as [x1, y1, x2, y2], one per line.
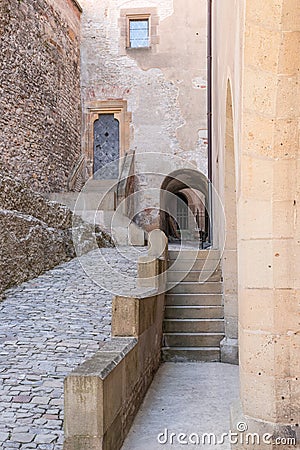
[0, 175, 113, 294]
[64, 231, 168, 450]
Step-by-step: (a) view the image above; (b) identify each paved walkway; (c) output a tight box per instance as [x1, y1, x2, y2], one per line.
[122, 362, 239, 450]
[0, 247, 146, 449]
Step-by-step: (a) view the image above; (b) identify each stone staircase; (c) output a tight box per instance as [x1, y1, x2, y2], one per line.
[49, 179, 116, 212]
[162, 248, 224, 362]
[47, 179, 145, 246]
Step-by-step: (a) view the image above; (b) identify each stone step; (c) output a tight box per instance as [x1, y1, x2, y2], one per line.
[81, 192, 116, 210]
[84, 179, 118, 191]
[168, 259, 220, 271]
[47, 192, 79, 211]
[77, 210, 144, 245]
[161, 346, 220, 362]
[166, 293, 223, 306]
[48, 190, 116, 212]
[165, 306, 224, 319]
[168, 249, 221, 260]
[163, 318, 225, 333]
[167, 270, 221, 283]
[167, 282, 222, 294]
[163, 332, 224, 347]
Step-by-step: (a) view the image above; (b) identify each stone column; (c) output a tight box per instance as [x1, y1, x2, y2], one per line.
[234, 1, 300, 447]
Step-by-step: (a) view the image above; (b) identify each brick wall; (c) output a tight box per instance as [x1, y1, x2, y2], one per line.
[0, 0, 82, 193]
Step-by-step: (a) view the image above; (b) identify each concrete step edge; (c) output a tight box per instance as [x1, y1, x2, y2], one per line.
[165, 305, 223, 309]
[168, 252, 220, 257]
[166, 293, 223, 296]
[167, 282, 222, 285]
[164, 331, 224, 337]
[162, 346, 220, 351]
[163, 318, 225, 322]
[167, 269, 221, 272]
[168, 259, 221, 263]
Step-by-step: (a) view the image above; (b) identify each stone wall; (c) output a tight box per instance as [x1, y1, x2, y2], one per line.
[212, 0, 300, 446]
[0, 0, 82, 193]
[0, 173, 113, 295]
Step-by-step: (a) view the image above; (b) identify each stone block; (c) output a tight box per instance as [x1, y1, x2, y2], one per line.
[220, 337, 239, 365]
[128, 222, 145, 246]
[240, 155, 274, 201]
[112, 296, 138, 337]
[243, 67, 278, 116]
[245, 0, 283, 30]
[231, 400, 299, 450]
[274, 118, 298, 159]
[239, 368, 277, 422]
[64, 338, 137, 449]
[137, 256, 158, 288]
[278, 31, 300, 75]
[276, 75, 299, 118]
[273, 159, 297, 201]
[238, 239, 273, 289]
[244, 25, 280, 73]
[242, 111, 275, 157]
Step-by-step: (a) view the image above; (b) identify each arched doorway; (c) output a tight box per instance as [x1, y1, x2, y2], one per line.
[160, 169, 209, 247]
[220, 80, 238, 364]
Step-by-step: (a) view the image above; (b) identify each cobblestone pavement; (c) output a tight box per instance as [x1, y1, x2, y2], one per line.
[0, 246, 147, 449]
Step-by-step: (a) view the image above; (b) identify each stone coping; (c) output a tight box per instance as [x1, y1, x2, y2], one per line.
[67, 337, 137, 379]
[115, 288, 158, 299]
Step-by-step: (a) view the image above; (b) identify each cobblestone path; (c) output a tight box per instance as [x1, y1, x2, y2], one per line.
[0, 247, 146, 449]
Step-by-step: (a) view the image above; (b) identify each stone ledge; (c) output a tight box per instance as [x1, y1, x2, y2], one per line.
[67, 338, 137, 379]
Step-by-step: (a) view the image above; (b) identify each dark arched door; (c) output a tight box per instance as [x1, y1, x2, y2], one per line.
[93, 114, 119, 179]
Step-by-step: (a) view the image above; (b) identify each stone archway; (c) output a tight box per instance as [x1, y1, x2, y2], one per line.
[160, 169, 209, 246]
[220, 81, 239, 364]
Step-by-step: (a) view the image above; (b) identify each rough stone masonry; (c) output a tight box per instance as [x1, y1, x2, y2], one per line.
[0, 0, 82, 193]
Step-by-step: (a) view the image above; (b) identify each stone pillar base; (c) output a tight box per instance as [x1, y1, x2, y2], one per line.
[230, 401, 299, 450]
[220, 337, 239, 365]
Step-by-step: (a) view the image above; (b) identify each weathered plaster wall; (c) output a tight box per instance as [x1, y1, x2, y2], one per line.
[80, 0, 208, 217]
[0, 0, 82, 193]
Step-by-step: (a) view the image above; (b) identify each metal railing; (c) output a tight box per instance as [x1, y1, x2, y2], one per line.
[117, 150, 136, 216]
[67, 155, 85, 192]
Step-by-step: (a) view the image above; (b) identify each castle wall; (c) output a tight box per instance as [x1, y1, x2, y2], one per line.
[0, 0, 82, 193]
[80, 0, 208, 223]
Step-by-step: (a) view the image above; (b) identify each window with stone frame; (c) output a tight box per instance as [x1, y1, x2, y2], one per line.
[127, 14, 150, 48]
[119, 8, 159, 55]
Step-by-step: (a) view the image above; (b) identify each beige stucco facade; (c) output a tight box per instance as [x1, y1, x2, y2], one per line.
[212, 0, 299, 445]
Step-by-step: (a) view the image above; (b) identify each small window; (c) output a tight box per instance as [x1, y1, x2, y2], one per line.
[127, 16, 150, 48]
